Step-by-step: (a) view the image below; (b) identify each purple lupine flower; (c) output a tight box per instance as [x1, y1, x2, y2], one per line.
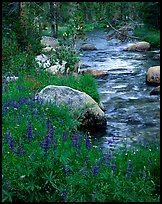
[35, 130, 39, 138]
[53, 139, 57, 150]
[82, 165, 87, 175]
[112, 164, 116, 172]
[72, 133, 80, 151]
[62, 130, 68, 142]
[46, 118, 51, 131]
[50, 129, 54, 136]
[28, 125, 32, 142]
[13, 101, 18, 108]
[10, 139, 14, 150]
[62, 189, 68, 202]
[6, 130, 11, 144]
[43, 137, 50, 156]
[126, 160, 133, 177]
[18, 142, 25, 156]
[92, 164, 99, 176]
[128, 160, 133, 165]
[86, 136, 91, 150]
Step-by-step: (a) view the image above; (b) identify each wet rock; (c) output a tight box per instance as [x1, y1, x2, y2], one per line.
[80, 69, 108, 77]
[35, 85, 107, 131]
[150, 86, 160, 95]
[152, 54, 160, 60]
[146, 66, 160, 86]
[123, 41, 150, 52]
[80, 43, 97, 51]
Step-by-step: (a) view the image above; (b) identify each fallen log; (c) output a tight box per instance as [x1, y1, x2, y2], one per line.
[107, 22, 140, 40]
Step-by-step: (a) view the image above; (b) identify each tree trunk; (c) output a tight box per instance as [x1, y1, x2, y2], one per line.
[55, 2, 59, 39]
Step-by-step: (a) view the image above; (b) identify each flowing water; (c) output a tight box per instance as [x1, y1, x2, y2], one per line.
[77, 28, 160, 150]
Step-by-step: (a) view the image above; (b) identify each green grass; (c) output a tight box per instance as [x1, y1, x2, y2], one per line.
[133, 27, 160, 49]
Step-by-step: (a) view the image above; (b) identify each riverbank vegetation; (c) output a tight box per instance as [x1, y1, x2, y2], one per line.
[2, 2, 160, 202]
[133, 27, 160, 49]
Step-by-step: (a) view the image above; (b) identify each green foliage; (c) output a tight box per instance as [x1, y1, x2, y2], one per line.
[62, 8, 87, 47]
[133, 27, 160, 49]
[47, 44, 80, 74]
[141, 2, 160, 29]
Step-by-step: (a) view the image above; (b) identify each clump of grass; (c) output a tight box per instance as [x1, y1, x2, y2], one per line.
[133, 26, 160, 49]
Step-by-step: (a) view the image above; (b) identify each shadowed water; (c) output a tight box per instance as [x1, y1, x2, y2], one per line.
[77, 28, 160, 150]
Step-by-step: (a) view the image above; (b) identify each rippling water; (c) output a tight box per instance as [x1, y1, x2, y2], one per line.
[77, 28, 160, 150]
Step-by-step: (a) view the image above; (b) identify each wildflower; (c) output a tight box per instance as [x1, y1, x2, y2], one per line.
[126, 160, 133, 177]
[10, 139, 14, 150]
[18, 142, 25, 156]
[112, 164, 116, 172]
[128, 160, 133, 165]
[92, 164, 99, 176]
[35, 130, 38, 138]
[43, 138, 50, 156]
[73, 133, 78, 141]
[20, 175, 26, 179]
[82, 165, 87, 175]
[73, 133, 80, 148]
[62, 130, 68, 142]
[53, 139, 57, 150]
[6, 130, 11, 144]
[28, 125, 32, 142]
[46, 118, 51, 131]
[86, 136, 91, 150]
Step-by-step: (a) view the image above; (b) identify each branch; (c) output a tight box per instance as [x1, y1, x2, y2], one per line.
[107, 22, 140, 40]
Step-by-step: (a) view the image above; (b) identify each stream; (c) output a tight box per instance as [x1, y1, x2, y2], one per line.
[77, 28, 160, 150]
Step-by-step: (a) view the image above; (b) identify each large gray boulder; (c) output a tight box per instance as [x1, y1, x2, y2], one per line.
[123, 41, 150, 52]
[35, 85, 107, 131]
[146, 66, 160, 86]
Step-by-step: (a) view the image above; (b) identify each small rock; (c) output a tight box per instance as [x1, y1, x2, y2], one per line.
[80, 43, 97, 51]
[80, 69, 108, 77]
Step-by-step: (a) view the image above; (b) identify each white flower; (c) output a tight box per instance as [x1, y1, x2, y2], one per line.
[20, 175, 26, 179]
